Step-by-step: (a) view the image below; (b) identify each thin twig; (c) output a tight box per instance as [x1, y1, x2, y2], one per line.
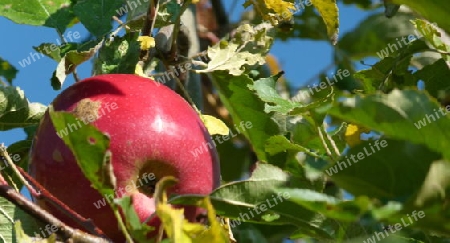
[142, 0, 158, 37]
[317, 127, 337, 162]
[326, 130, 341, 157]
[149, 0, 160, 35]
[140, 0, 158, 63]
[169, 0, 192, 60]
[160, 56, 199, 112]
[72, 69, 80, 82]
[0, 185, 110, 243]
[112, 16, 130, 31]
[150, 50, 208, 77]
[16, 166, 107, 238]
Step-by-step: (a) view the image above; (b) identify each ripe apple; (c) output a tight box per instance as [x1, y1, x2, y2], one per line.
[29, 74, 221, 241]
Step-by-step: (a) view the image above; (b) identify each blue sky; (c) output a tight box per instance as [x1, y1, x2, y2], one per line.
[0, 2, 372, 146]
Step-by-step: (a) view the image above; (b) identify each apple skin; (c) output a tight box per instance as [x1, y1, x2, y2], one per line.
[29, 74, 221, 242]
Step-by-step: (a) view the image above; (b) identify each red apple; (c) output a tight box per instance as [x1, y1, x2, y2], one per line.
[29, 74, 221, 242]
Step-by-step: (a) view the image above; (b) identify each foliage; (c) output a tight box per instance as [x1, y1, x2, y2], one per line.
[1, 0, 450, 242]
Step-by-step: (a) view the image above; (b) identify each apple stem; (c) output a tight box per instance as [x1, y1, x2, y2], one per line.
[0, 184, 112, 242]
[15, 166, 110, 239]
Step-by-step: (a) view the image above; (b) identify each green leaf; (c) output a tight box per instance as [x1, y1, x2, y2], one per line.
[0, 86, 46, 131]
[73, 0, 124, 38]
[278, 189, 372, 221]
[327, 139, 440, 200]
[51, 40, 103, 90]
[156, 1, 181, 26]
[216, 136, 251, 182]
[115, 196, 154, 242]
[14, 221, 58, 243]
[170, 163, 333, 240]
[339, 12, 416, 59]
[0, 0, 71, 26]
[322, 89, 450, 160]
[126, 0, 181, 30]
[232, 224, 269, 243]
[392, 0, 450, 35]
[0, 198, 43, 243]
[93, 33, 140, 75]
[209, 71, 280, 162]
[248, 73, 302, 114]
[354, 57, 395, 92]
[291, 116, 328, 153]
[48, 110, 135, 243]
[197, 23, 274, 76]
[310, 0, 339, 44]
[249, 74, 318, 115]
[33, 44, 63, 62]
[395, 160, 450, 235]
[277, 6, 329, 41]
[414, 59, 450, 98]
[43, 3, 77, 33]
[354, 39, 429, 93]
[0, 58, 18, 85]
[411, 19, 450, 61]
[48, 109, 115, 200]
[265, 135, 315, 156]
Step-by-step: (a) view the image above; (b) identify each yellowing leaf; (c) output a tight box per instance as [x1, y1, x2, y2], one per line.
[193, 197, 231, 243]
[137, 36, 155, 50]
[310, 0, 339, 44]
[221, 218, 237, 243]
[157, 203, 195, 242]
[345, 124, 370, 147]
[135, 64, 145, 77]
[244, 0, 296, 23]
[155, 177, 208, 243]
[154, 177, 229, 243]
[201, 115, 229, 136]
[135, 64, 154, 80]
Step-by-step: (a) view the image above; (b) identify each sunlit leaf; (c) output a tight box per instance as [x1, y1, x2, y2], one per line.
[0, 0, 71, 26]
[197, 23, 274, 76]
[310, 0, 339, 44]
[243, 0, 296, 24]
[201, 115, 229, 136]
